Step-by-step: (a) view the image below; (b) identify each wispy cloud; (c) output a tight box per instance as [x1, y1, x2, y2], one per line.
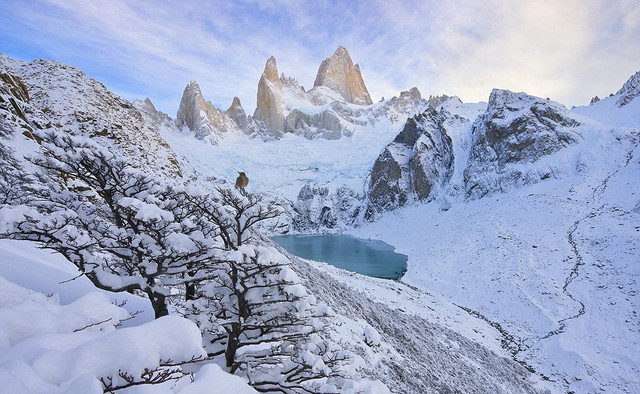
[0, 0, 638, 115]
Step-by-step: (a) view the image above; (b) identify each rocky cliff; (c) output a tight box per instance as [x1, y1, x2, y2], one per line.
[176, 81, 241, 144]
[225, 96, 248, 129]
[615, 70, 640, 107]
[366, 107, 454, 220]
[313, 46, 373, 106]
[253, 56, 286, 136]
[464, 89, 581, 199]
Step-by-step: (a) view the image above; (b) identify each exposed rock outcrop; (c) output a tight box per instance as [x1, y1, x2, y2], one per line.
[366, 108, 454, 220]
[313, 46, 373, 106]
[225, 96, 248, 129]
[176, 81, 239, 144]
[293, 183, 364, 232]
[253, 56, 285, 136]
[464, 89, 581, 199]
[615, 70, 640, 107]
[427, 94, 451, 108]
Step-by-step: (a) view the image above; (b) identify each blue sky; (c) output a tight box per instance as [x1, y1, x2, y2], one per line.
[1, 0, 639, 116]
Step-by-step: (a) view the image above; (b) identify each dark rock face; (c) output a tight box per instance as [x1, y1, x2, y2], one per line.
[0, 72, 37, 137]
[464, 89, 581, 199]
[0, 73, 29, 103]
[366, 108, 454, 220]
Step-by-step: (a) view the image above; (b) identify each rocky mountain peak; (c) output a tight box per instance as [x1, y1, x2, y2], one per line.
[615, 69, 640, 107]
[254, 56, 285, 135]
[142, 97, 156, 110]
[464, 89, 581, 199]
[366, 107, 454, 219]
[313, 46, 373, 105]
[225, 96, 247, 128]
[263, 56, 281, 84]
[176, 80, 239, 144]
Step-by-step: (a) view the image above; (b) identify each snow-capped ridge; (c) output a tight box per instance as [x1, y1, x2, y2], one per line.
[615, 69, 640, 107]
[464, 88, 582, 199]
[572, 68, 640, 129]
[0, 54, 181, 176]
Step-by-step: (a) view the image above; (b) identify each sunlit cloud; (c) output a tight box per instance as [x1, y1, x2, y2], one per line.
[0, 0, 638, 116]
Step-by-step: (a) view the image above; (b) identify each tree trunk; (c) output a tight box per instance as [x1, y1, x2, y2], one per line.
[185, 269, 197, 301]
[147, 289, 169, 318]
[225, 322, 241, 372]
[185, 282, 196, 301]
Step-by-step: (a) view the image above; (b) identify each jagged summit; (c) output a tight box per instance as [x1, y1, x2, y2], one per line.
[313, 46, 373, 106]
[263, 56, 280, 83]
[225, 96, 248, 128]
[615, 69, 640, 107]
[253, 56, 285, 135]
[176, 80, 239, 144]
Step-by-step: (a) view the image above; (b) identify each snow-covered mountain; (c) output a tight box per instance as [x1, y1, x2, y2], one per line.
[0, 54, 181, 177]
[573, 69, 640, 129]
[1, 49, 639, 394]
[174, 47, 426, 142]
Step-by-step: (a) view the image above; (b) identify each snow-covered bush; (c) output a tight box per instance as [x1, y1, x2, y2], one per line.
[184, 244, 354, 393]
[0, 130, 224, 318]
[0, 276, 210, 393]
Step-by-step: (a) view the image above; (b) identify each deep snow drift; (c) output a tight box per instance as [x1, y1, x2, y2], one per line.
[0, 240, 258, 394]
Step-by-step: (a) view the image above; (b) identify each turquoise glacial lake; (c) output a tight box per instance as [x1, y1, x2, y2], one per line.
[271, 234, 407, 280]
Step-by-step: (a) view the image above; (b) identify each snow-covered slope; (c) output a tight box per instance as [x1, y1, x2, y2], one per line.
[2, 50, 639, 393]
[351, 125, 640, 392]
[572, 70, 640, 129]
[0, 53, 181, 176]
[0, 240, 258, 394]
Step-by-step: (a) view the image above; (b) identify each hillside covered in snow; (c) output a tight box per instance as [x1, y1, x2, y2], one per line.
[1, 47, 639, 394]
